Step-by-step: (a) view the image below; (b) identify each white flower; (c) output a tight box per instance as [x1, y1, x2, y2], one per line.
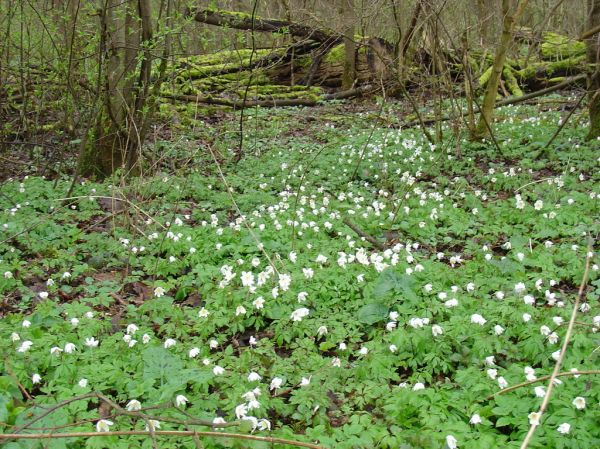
[22, 320, 31, 328]
[485, 356, 495, 366]
[548, 332, 559, 344]
[572, 397, 586, 410]
[389, 311, 399, 321]
[213, 417, 227, 429]
[290, 308, 310, 322]
[213, 365, 225, 375]
[189, 347, 200, 358]
[540, 325, 551, 336]
[164, 338, 176, 348]
[278, 273, 292, 291]
[493, 325, 505, 336]
[248, 372, 262, 382]
[39, 292, 49, 299]
[471, 314, 487, 325]
[270, 377, 283, 390]
[469, 414, 482, 425]
[126, 399, 142, 411]
[50, 346, 63, 355]
[534, 200, 544, 210]
[11, 332, 20, 342]
[145, 420, 160, 431]
[332, 357, 341, 367]
[300, 376, 311, 386]
[257, 419, 271, 431]
[317, 326, 328, 336]
[209, 339, 218, 349]
[359, 347, 369, 355]
[241, 271, 254, 287]
[487, 369, 498, 380]
[126, 324, 138, 335]
[432, 325, 443, 337]
[78, 378, 88, 388]
[235, 305, 247, 316]
[32, 373, 42, 384]
[412, 382, 425, 391]
[4, 271, 13, 279]
[70, 318, 79, 327]
[198, 307, 210, 318]
[557, 422, 571, 434]
[154, 286, 165, 297]
[534, 386, 546, 397]
[389, 344, 398, 353]
[85, 337, 99, 348]
[235, 403, 248, 419]
[17, 340, 33, 353]
[497, 377, 508, 389]
[523, 313, 532, 322]
[96, 419, 113, 432]
[142, 334, 151, 344]
[528, 412, 541, 425]
[298, 291, 308, 302]
[446, 435, 458, 449]
[175, 395, 188, 407]
[64, 343, 76, 353]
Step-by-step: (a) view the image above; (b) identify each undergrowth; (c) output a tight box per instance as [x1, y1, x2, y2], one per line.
[1, 98, 599, 449]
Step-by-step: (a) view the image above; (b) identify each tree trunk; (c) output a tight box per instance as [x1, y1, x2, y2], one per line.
[472, 0, 529, 140]
[587, 0, 600, 139]
[341, 0, 356, 90]
[82, 0, 154, 178]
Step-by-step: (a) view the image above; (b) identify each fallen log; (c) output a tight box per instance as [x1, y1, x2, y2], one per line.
[163, 84, 376, 109]
[188, 8, 341, 46]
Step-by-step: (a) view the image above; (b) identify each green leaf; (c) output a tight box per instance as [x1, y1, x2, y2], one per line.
[357, 303, 388, 325]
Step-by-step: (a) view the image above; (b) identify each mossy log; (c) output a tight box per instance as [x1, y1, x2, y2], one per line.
[188, 8, 340, 45]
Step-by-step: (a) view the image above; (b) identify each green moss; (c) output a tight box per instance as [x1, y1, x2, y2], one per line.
[323, 41, 367, 65]
[503, 67, 523, 97]
[516, 54, 586, 79]
[541, 32, 586, 60]
[478, 66, 493, 87]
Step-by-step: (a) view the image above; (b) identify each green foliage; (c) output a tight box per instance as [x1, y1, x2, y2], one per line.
[0, 98, 599, 449]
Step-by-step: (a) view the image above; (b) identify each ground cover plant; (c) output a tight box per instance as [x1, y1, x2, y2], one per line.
[0, 99, 599, 449]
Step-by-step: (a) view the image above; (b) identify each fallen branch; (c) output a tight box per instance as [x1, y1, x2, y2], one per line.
[163, 84, 376, 109]
[485, 369, 600, 400]
[343, 217, 386, 250]
[517, 240, 594, 449]
[495, 74, 586, 107]
[0, 431, 326, 449]
[580, 23, 600, 40]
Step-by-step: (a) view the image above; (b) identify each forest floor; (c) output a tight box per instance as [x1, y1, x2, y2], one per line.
[1, 95, 599, 449]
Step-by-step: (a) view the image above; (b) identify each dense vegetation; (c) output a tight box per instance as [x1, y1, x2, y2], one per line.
[1, 98, 598, 448]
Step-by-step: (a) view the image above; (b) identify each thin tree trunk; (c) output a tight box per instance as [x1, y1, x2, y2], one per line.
[341, 0, 356, 90]
[472, 0, 530, 140]
[587, 0, 600, 139]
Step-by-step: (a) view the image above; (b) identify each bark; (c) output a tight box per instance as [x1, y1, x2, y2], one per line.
[587, 0, 600, 139]
[472, 0, 530, 140]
